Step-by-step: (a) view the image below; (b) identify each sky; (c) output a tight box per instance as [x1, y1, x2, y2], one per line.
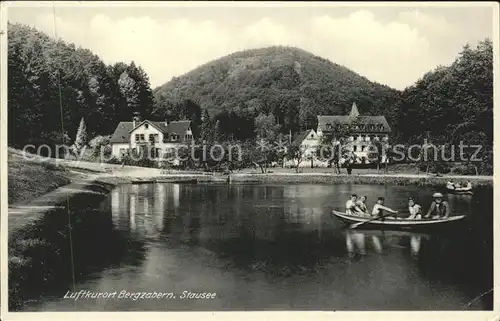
[6, 2, 496, 90]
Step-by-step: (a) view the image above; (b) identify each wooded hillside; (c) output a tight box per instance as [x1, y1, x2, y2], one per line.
[152, 46, 400, 140]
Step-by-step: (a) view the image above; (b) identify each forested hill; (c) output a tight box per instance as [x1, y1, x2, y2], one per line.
[152, 46, 400, 137]
[8, 23, 154, 149]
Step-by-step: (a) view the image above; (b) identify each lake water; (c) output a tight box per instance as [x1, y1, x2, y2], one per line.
[16, 183, 492, 311]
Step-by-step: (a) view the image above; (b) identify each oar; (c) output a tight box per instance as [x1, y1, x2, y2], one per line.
[349, 212, 398, 229]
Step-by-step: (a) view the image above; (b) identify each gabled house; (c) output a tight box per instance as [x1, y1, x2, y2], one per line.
[109, 114, 194, 161]
[284, 102, 392, 168]
[284, 129, 328, 168]
[316, 102, 392, 164]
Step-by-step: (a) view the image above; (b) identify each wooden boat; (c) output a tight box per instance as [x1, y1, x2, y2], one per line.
[446, 186, 473, 195]
[332, 210, 466, 230]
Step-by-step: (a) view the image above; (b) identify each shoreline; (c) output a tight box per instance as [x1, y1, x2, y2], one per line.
[96, 172, 493, 188]
[8, 170, 492, 238]
[8, 155, 493, 235]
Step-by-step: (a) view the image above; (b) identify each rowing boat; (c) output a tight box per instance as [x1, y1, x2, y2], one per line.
[332, 210, 466, 230]
[446, 186, 473, 195]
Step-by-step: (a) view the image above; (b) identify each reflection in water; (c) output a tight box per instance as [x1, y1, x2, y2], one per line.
[372, 235, 382, 253]
[346, 232, 366, 256]
[130, 194, 136, 231]
[346, 231, 423, 258]
[10, 192, 147, 311]
[411, 236, 421, 258]
[23, 183, 492, 311]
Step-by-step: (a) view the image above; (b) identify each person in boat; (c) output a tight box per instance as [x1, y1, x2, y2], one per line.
[371, 197, 398, 218]
[460, 180, 472, 190]
[446, 180, 455, 190]
[346, 194, 364, 216]
[407, 197, 422, 219]
[355, 195, 369, 214]
[424, 192, 450, 219]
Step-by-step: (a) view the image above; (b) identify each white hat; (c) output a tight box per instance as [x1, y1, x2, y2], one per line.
[432, 192, 444, 198]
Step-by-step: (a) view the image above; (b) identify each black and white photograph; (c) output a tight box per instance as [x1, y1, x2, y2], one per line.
[1, 1, 497, 318]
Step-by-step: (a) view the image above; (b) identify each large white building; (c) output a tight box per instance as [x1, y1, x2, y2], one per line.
[109, 114, 194, 163]
[286, 102, 392, 167]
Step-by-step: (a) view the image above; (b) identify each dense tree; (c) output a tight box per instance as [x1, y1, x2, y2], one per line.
[391, 39, 492, 173]
[200, 110, 214, 143]
[254, 113, 280, 141]
[214, 120, 224, 142]
[7, 23, 152, 153]
[72, 117, 88, 154]
[287, 142, 306, 172]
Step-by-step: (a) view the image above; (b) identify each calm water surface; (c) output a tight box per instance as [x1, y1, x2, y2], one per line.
[23, 183, 492, 311]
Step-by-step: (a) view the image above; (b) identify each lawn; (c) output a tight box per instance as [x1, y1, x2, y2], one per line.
[7, 150, 73, 205]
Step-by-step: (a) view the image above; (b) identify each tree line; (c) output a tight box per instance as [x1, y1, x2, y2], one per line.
[7, 23, 493, 174]
[8, 23, 154, 152]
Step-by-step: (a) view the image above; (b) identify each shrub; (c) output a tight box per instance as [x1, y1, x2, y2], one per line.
[451, 164, 478, 175]
[89, 135, 112, 158]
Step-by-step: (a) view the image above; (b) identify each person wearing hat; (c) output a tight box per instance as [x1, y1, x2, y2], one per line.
[408, 197, 422, 219]
[424, 193, 450, 219]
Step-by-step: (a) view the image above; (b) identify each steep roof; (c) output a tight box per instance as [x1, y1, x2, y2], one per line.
[109, 120, 192, 144]
[162, 120, 192, 142]
[293, 129, 315, 145]
[349, 102, 360, 117]
[110, 122, 134, 143]
[317, 101, 391, 133]
[317, 115, 391, 133]
[129, 120, 169, 134]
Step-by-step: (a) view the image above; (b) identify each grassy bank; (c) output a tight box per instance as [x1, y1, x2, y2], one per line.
[8, 152, 74, 205]
[8, 192, 140, 310]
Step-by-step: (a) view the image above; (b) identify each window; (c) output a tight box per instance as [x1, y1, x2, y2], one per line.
[171, 133, 179, 141]
[135, 134, 140, 142]
[353, 145, 357, 152]
[310, 134, 314, 138]
[145, 123, 149, 129]
[140, 134, 145, 141]
[149, 134, 159, 143]
[185, 134, 193, 140]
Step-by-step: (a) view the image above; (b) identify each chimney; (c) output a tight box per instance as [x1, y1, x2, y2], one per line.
[132, 112, 141, 128]
[164, 116, 170, 126]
